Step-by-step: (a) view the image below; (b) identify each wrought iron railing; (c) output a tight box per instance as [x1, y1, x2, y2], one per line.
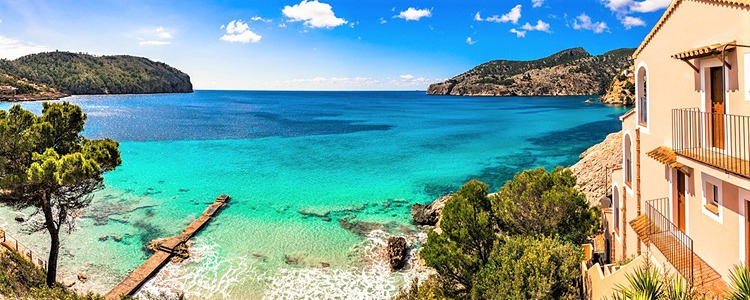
[673, 108, 750, 177]
[646, 198, 693, 286]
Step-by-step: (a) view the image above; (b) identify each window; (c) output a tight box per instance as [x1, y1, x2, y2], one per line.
[637, 66, 648, 126]
[706, 182, 720, 207]
[702, 174, 722, 221]
[613, 188, 620, 234]
[624, 134, 632, 187]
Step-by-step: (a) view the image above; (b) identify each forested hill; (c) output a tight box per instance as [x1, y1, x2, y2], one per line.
[0, 51, 192, 97]
[427, 47, 634, 96]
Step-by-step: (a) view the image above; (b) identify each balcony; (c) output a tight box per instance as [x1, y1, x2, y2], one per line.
[672, 108, 750, 178]
[630, 198, 725, 294]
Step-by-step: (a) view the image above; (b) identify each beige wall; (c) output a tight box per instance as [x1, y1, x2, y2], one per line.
[623, 0, 750, 283]
[583, 255, 648, 300]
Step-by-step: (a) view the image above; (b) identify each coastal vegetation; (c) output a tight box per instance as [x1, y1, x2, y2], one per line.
[0, 250, 104, 299]
[411, 167, 599, 299]
[426, 47, 634, 96]
[0, 102, 121, 287]
[0, 51, 192, 99]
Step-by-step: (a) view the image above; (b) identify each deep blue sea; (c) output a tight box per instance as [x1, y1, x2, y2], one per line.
[0, 91, 626, 299]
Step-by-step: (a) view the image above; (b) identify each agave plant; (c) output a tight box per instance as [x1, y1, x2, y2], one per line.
[663, 276, 695, 300]
[612, 267, 665, 300]
[728, 265, 750, 300]
[610, 266, 696, 300]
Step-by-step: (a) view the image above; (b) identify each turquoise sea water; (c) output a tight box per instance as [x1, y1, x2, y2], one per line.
[0, 91, 626, 299]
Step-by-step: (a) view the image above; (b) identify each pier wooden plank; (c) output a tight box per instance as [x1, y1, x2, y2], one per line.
[104, 194, 229, 300]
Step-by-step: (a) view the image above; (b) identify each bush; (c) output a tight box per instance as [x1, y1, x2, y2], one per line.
[491, 167, 600, 244]
[421, 180, 496, 297]
[472, 235, 583, 300]
[0, 251, 106, 299]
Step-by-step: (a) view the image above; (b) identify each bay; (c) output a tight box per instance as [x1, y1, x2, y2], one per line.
[0, 91, 626, 299]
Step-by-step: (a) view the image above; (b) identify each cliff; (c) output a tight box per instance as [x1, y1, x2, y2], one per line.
[599, 66, 635, 105]
[569, 130, 623, 204]
[427, 47, 634, 96]
[0, 51, 192, 98]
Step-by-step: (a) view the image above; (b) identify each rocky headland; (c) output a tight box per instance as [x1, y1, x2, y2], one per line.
[0, 51, 192, 101]
[599, 66, 635, 106]
[427, 47, 634, 97]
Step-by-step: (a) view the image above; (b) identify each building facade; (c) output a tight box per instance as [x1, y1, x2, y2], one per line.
[599, 0, 750, 296]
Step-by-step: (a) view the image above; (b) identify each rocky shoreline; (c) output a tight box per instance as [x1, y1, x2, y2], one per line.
[0, 92, 70, 102]
[569, 130, 623, 204]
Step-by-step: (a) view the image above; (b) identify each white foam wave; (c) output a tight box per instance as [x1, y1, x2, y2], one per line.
[135, 240, 259, 299]
[134, 230, 430, 300]
[264, 230, 429, 300]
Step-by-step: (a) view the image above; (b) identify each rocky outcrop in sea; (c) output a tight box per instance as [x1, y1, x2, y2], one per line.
[410, 195, 449, 227]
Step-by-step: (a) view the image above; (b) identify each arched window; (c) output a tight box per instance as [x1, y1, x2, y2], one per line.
[637, 66, 648, 126]
[624, 134, 632, 187]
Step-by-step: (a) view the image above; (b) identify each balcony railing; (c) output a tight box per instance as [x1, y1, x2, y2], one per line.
[672, 108, 750, 178]
[646, 198, 693, 285]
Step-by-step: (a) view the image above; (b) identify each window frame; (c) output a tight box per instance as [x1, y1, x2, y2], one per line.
[701, 173, 723, 223]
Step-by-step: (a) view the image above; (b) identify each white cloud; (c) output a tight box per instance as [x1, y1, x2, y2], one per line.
[572, 13, 609, 33]
[520, 20, 551, 32]
[279, 23, 287, 28]
[622, 16, 646, 29]
[137, 26, 173, 46]
[484, 5, 522, 24]
[155, 26, 173, 39]
[466, 37, 477, 45]
[139, 40, 171, 46]
[400, 74, 414, 80]
[510, 28, 526, 38]
[220, 20, 262, 43]
[282, 0, 347, 28]
[630, 0, 671, 12]
[251, 16, 272, 23]
[349, 21, 359, 28]
[604, 0, 670, 13]
[532, 0, 545, 8]
[379, 18, 387, 24]
[605, 0, 633, 12]
[395, 7, 432, 21]
[474, 12, 483, 21]
[0, 36, 47, 59]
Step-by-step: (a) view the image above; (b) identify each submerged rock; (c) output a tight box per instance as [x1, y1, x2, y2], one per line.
[98, 236, 108, 242]
[338, 217, 386, 236]
[410, 195, 451, 226]
[387, 237, 408, 271]
[77, 272, 88, 283]
[284, 252, 308, 266]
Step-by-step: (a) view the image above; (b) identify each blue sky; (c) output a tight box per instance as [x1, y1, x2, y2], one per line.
[0, 0, 670, 90]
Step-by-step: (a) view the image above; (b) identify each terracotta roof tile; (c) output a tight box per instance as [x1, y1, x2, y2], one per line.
[647, 146, 685, 169]
[671, 41, 736, 60]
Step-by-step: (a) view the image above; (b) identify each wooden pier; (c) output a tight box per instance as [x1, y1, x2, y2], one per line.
[105, 194, 230, 300]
